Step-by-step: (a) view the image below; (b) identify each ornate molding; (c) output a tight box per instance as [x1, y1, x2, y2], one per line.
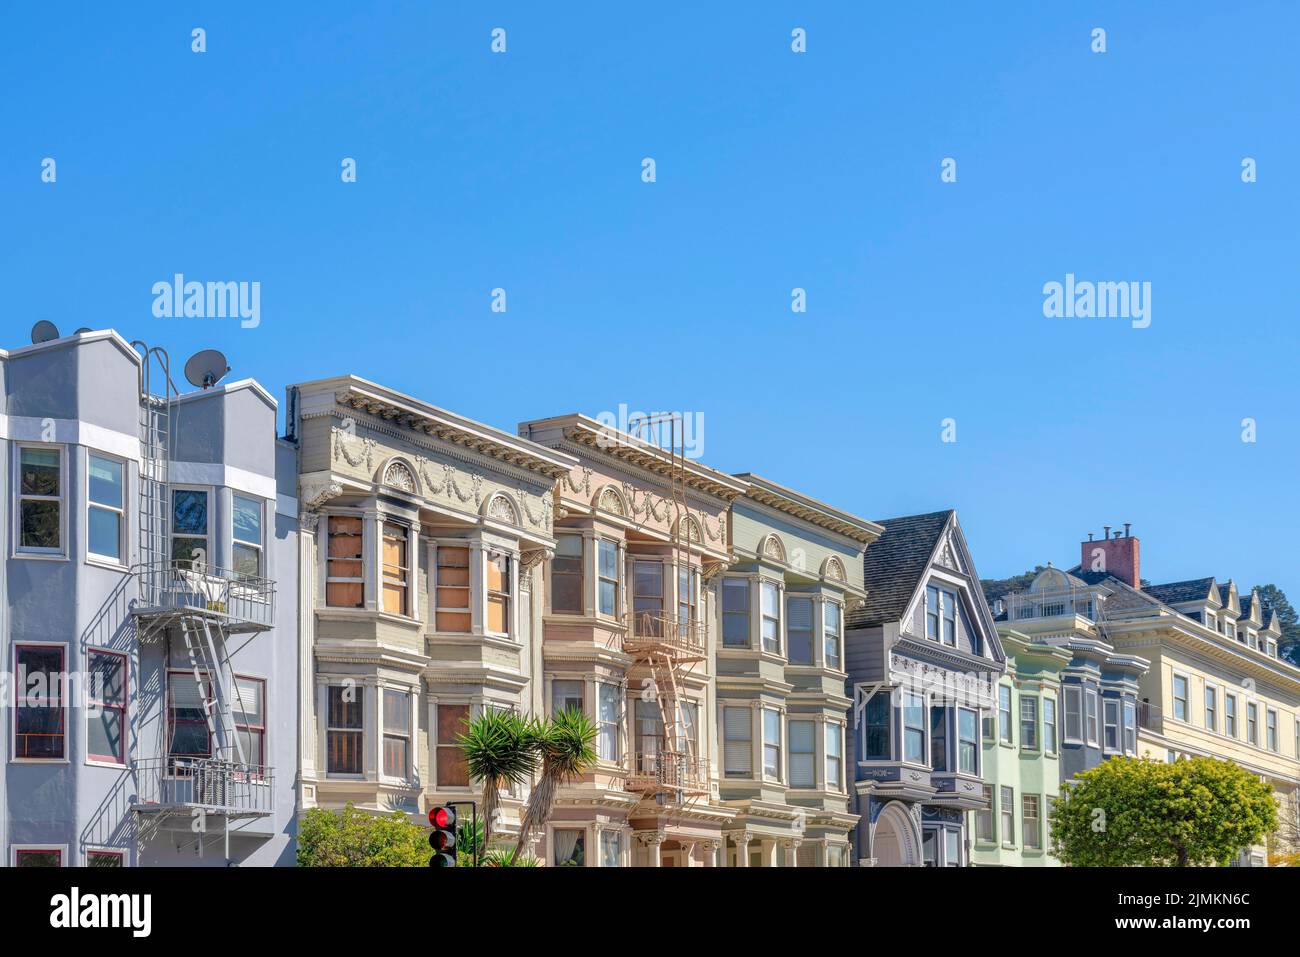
[564, 466, 593, 496]
[332, 427, 376, 470]
[519, 547, 554, 574]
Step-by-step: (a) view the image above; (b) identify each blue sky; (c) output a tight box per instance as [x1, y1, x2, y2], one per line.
[3, 3, 1298, 592]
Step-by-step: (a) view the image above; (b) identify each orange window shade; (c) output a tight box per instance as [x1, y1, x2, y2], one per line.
[487, 596, 508, 633]
[486, 553, 510, 593]
[382, 523, 408, 615]
[326, 516, 364, 608]
[436, 546, 471, 632]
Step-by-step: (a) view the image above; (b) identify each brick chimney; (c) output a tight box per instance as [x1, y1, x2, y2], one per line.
[1080, 525, 1140, 588]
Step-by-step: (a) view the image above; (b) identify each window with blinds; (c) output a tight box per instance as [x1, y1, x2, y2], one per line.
[383, 689, 411, 778]
[326, 685, 363, 774]
[722, 577, 750, 648]
[326, 516, 364, 607]
[233, 675, 265, 767]
[788, 719, 815, 788]
[551, 534, 583, 614]
[787, 597, 813, 665]
[435, 545, 471, 632]
[382, 523, 409, 615]
[723, 706, 751, 777]
[168, 671, 211, 760]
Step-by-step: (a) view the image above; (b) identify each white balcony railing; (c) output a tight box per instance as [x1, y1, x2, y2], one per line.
[133, 757, 274, 816]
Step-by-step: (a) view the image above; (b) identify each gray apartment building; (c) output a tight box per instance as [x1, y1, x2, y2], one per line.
[0, 329, 299, 867]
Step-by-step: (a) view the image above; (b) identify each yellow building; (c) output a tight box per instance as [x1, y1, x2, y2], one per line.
[1054, 529, 1300, 865]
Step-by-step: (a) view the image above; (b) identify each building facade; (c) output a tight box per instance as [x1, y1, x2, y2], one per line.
[2, 329, 298, 867]
[714, 474, 879, 867]
[969, 629, 1069, 866]
[846, 510, 1007, 866]
[288, 377, 574, 842]
[1001, 528, 1300, 866]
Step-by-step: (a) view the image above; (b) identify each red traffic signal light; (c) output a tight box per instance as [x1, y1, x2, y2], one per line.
[428, 805, 458, 867]
[429, 805, 456, 829]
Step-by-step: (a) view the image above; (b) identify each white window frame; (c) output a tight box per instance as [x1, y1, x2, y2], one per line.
[1266, 708, 1279, 752]
[1020, 694, 1038, 750]
[1000, 785, 1015, 848]
[1085, 689, 1099, 746]
[597, 538, 620, 618]
[788, 717, 817, 789]
[825, 721, 844, 791]
[1204, 683, 1218, 733]
[381, 521, 413, 618]
[325, 683, 366, 778]
[381, 685, 414, 782]
[760, 580, 782, 655]
[1043, 693, 1058, 754]
[722, 704, 753, 779]
[231, 492, 265, 579]
[14, 443, 68, 558]
[85, 450, 127, 567]
[324, 512, 366, 609]
[1123, 698, 1136, 755]
[170, 484, 212, 569]
[1063, 685, 1083, 744]
[1247, 701, 1259, 746]
[1102, 698, 1120, 754]
[597, 680, 622, 763]
[762, 707, 782, 782]
[957, 706, 979, 774]
[1172, 673, 1189, 723]
[998, 684, 1013, 744]
[1023, 794, 1042, 850]
[824, 600, 843, 671]
[1225, 693, 1238, 738]
[902, 691, 927, 764]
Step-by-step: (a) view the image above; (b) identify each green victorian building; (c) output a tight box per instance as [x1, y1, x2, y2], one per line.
[970, 628, 1071, 867]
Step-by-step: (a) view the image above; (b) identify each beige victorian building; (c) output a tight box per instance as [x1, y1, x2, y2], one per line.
[288, 377, 575, 839]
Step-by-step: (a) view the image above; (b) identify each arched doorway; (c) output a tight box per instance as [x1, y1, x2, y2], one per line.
[872, 802, 921, 867]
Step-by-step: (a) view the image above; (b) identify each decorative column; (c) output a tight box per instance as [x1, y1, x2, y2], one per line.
[783, 839, 802, 866]
[635, 829, 666, 867]
[727, 829, 752, 867]
[703, 840, 721, 867]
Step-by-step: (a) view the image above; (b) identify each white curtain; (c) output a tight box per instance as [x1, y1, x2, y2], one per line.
[553, 829, 581, 866]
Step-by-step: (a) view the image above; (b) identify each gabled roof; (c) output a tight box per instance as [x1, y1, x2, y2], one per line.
[1144, 577, 1218, 607]
[850, 510, 953, 628]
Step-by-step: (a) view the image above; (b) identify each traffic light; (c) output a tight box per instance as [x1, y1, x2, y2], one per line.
[428, 805, 457, 867]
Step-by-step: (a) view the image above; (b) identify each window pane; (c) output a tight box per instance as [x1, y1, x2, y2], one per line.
[552, 680, 584, 715]
[233, 494, 261, 543]
[16, 850, 60, 867]
[233, 542, 260, 579]
[20, 448, 60, 495]
[88, 506, 121, 560]
[383, 689, 410, 733]
[173, 490, 208, 535]
[88, 455, 123, 508]
[599, 540, 618, 578]
[21, 501, 60, 549]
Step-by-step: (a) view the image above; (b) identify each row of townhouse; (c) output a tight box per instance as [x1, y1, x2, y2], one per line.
[2, 329, 1297, 868]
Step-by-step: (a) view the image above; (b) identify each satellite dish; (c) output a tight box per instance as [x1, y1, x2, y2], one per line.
[31, 320, 60, 344]
[184, 349, 230, 390]
[74, 327, 93, 335]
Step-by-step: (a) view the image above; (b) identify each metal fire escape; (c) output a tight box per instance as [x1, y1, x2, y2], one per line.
[623, 414, 709, 807]
[130, 342, 276, 860]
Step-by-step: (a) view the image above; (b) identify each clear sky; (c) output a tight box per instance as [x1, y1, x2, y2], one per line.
[3, 3, 1297, 593]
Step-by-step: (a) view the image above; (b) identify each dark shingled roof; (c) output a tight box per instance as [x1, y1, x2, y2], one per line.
[850, 510, 953, 628]
[1145, 578, 1217, 606]
[1239, 593, 1254, 619]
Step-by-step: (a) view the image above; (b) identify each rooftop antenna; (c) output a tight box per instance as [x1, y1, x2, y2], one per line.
[183, 348, 230, 390]
[30, 320, 60, 344]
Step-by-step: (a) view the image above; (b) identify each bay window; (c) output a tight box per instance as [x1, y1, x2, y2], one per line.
[826, 722, 843, 790]
[762, 708, 782, 780]
[381, 522, 410, 615]
[551, 679, 584, 715]
[87, 649, 126, 765]
[789, 719, 815, 788]
[16, 645, 65, 759]
[18, 446, 63, 553]
[232, 493, 263, 578]
[760, 581, 780, 653]
[976, 784, 995, 843]
[435, 545, 471, 631]
[383, 688, 411, 778]
[1085, 689, 1099, 746]
[824, 601, 842, 669]
[325, 515, 364, 607]
[1123, 700, 1136, 754]
[1043, 694, 1057, 752]
[863, 693, 890, 760]
[722, 578, 750, 647]
[902, 692, 926, 763]
[633, 561, 663, 636]
[1000, 786, 1015, 846]
[551, 534, 583, 614]
[723, 706, 752, 777]
[998, 685, 1012, 743]
[930, 706, 948, 772]
[486, 551, 511, 635]
[171, 488, 209, 568]
[1103, 699, 1120, 752]
[1063, 685, 1082, 743]
[957, 707, 978, 773]
[1020, 695, 1038, 749]
[436, 703, 471, 786]
[327, 685, 363, 774]
[598, 540, 619, 616]
[598, 683, 621, 761]
[87, 454, 124, 563]
[787, 597, 813, 665]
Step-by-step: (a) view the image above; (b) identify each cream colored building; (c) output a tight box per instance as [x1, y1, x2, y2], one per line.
[288, 377, 575, 839]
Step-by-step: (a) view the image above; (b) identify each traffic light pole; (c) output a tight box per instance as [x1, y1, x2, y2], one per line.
[446, 800, 479, 868]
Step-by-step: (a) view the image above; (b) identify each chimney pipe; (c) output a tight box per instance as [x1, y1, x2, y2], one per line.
[1103, 525, 1111, 540]
[1124, 523, 1131, 538]
[1087, 532, 1094, 541]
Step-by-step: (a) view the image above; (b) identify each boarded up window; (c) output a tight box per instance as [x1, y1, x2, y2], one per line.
[326, 516, 364, 608]
[382, 523, 409, 615]
[437, 703, 471, 786]
[436, 546, 471, 632]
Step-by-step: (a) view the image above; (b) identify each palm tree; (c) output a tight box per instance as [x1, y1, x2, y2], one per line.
[514, 708, 599, 860]
[458, 709, 541, 849]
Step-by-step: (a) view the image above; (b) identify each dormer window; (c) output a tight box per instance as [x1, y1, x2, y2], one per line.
[925, 585, 958, 646]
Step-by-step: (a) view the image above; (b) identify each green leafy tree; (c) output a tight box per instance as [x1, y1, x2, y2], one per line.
[514, 708, 598, 859]
[981, 566, 1046, 605]
[297, 803, 428, 867]
[458, 709, 541, 848]
[1050, 756, 1278, 867]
